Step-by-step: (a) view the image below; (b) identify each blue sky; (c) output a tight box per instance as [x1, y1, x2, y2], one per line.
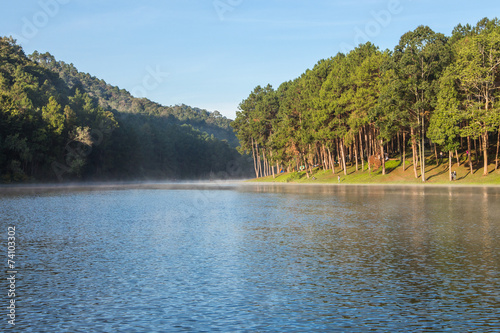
[1, 0, 499, 119]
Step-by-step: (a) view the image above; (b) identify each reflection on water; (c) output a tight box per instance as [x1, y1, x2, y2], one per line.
[1, 184, 499, 332]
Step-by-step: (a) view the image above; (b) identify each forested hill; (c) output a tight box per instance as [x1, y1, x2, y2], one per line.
[28, 51, 238, 147]
[0, 37, 249, 182]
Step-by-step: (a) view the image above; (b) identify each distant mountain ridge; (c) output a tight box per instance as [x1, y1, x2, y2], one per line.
[29, 51, 238, 146]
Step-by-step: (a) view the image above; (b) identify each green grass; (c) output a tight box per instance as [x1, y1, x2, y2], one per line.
[248, 156, 500, 185]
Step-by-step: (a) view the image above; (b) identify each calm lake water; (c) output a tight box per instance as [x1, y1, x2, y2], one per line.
[1, 183, 500, 332]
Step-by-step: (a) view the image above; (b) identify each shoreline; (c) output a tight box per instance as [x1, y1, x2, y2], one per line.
[0, 180, 246, 194]
[244, 180, 500, 188]
[245, 158, 500, 187]
[1, 179, 499, 196]
[3, 158, 500, 192]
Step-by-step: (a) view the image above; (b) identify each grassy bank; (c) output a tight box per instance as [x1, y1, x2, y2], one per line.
[248, 157, 500, 185]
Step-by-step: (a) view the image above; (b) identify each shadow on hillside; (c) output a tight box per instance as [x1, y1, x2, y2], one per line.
[427, 163, 443, 172]
[384, 161, 401, 174]
[457, 171, 470, 180]
[426, 168, 449, 181]
[403, 162, 413, 172]
[347, 169, 363, 175]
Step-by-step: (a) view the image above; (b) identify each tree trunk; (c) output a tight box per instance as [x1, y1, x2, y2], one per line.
[368, 128, 372, 158]
[411, 128, 418, 178]
[257, 153, 261, 178]
[271, 154, 275, 179]
[340, 140, 347, 175]
[354, 137, 359, 171]
[328, 146, 335, 174]
[262, 151, 265, 178]
[467, 136, 473, 175]
[449, 150, 453, 181]
[474, 138, 478, 161]
[256, 147, 262, 178]
[266, 154, 270, 177]
[336, 139, 342, 171]
[479, 135, 483, 158]
[397, 131, 401, 161]
[258, 151, 263, 178]
[262, 154, 266, 177]
[251, 137, 258, 178]
[483, 131, 489, 176]
[434, 143, 438, 164]
[365, 127, 370, 158]
[418, 135, 422, 170]
[348, 144, 352, 166]
[455, 149, 460, 167]
[372, 128, 377, 157]
[420, 115, 425, 182]
[380, 141, 386, 175]
[399, 131, 402, 155]
[366, 128, 372, 172]
[325, 147, 329, 170]
[403, 131, 406, 171]
[359, 131, 365, 171]
[323, 145, 328, 170]
[496, 127, 500, 170]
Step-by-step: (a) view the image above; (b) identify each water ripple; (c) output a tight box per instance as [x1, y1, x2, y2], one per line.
[1, 185, 499, 331]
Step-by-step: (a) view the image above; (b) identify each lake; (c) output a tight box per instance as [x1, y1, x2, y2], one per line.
[1, 183, 500, 332]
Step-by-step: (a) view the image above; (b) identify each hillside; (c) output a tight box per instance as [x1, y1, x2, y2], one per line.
[29, 51, 239, 147]
[0, 37, 250, 182]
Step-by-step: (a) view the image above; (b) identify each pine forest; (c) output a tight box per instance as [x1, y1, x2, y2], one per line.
[232, 18, 500, 182]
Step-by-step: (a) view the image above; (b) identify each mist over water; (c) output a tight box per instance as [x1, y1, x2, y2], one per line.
[1, 184, 499, 332]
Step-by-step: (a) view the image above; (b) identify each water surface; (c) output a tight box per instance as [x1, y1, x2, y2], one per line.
[1, 183, 499, 331]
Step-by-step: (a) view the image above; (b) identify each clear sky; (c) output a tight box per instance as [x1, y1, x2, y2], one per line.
[1, 0, 499, 119]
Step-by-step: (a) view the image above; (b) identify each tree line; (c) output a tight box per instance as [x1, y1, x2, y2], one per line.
[232, 18, 500, 181]
[0, 37, 250, 182]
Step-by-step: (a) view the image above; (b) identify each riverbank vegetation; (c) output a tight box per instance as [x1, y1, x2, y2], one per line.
[0, 37, 250, 182]
[233, 18, 500, 183]
[248, 154, 500, 185]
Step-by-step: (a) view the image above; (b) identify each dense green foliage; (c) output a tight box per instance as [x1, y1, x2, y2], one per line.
[29, 51, 238, 147]
[0, 37, 248, 182]
[233, 18, 500, 181]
